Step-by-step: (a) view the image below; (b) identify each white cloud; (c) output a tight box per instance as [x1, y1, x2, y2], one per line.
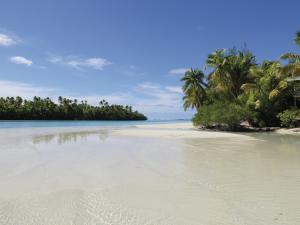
[135, 82, 183, 111]
[49, 55, 111, 71]
[66, 82, 188, 118]
[0, 80, 55, 98]
[168, 68, 189, 75]
[138, 82, 160, 90]
[138, 83, 181, 104]
[67, 93, 130, 106]
[0, 33, 18, 46]
[10, 56, 33, 66]
[129, 65, 137, 70]
[0, 80, 192, 119]
[165, 86, 182, 94]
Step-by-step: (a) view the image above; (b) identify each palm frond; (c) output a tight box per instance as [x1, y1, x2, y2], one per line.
[295, 30, 300, 47]
[241, 83, 257, 90]
[280, 53, 300, 61]
[277, 81, 288, 91]
[269, 89, 280, 100]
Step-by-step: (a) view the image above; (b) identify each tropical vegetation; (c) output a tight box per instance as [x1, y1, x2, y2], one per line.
[0, 96, 147, 120]
[277, 108, 300, 128]
[181, 31, 300, 130]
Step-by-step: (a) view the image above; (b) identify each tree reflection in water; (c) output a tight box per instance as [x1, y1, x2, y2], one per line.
[32, 129, 110, 145]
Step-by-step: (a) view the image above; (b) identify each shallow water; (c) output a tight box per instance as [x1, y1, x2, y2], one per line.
[0, 126, 299, 225]
[0, 120, 189, 129]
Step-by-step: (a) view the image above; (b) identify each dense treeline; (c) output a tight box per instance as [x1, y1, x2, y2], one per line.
[181, 31, 300, 130]
[0, 96, 147, 120]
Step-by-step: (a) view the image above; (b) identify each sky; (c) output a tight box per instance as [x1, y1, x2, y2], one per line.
[0, 0, 299, 119]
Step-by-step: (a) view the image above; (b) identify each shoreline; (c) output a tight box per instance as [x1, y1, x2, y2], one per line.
[0, 119, 299, 135]
[0, 122, 299, 144]
[0, 121, 299, 224]
[198, 126, 300, 134]
[274, 127, 300, 135]
[0, 122, 258, 142]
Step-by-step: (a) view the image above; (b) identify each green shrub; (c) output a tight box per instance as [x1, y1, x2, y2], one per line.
[277, 108, 300, 128]
[193, 102, 254, 130]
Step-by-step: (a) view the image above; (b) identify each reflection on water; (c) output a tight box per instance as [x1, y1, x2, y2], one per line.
[0, 128, 299, 225]
[32, 129, 110, 145]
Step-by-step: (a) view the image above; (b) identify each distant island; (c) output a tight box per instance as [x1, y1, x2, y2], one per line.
[181, 31, 300, 131]
[0, 96, 147, 120]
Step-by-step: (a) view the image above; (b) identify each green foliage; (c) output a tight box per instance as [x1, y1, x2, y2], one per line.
[241, 61, 293, 126]
[181, 68, 207, 110]
[0, 96, 147, 120]
[181, 31, 300, 130]
[277, 108, 300, 128]
[206, 48, 256, 100]
[280, 31, 300, 77]
[192, 102, 254, 130]
[294, 30, 300, 47]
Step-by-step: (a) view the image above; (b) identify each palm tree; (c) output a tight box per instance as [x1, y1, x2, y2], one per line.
[241, 61, 293, 126]
[181, 68, 207, 110]
[281, 31, 300, 73]
[281, 31, 300, 106]
[242, 61, 289, 104]
[0, 96, 146, 120]
[295, 31, 300, 45]
[206, 48, 256, 100]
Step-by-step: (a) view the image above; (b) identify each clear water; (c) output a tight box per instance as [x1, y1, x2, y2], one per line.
[0, 123, 299, 225]
[0, 119, 190, 129]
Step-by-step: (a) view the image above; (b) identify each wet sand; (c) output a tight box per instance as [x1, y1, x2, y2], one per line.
[0, 123, 299, 225]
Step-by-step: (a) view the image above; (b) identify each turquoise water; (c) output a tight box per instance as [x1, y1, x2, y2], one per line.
[0, 119, 190, 129]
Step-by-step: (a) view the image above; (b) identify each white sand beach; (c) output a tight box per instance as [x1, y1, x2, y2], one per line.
[114, 122, 257, 139]
[0, 122, 299, 225]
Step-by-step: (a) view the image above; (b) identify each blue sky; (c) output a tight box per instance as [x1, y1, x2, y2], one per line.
[0, 0, 299, 119]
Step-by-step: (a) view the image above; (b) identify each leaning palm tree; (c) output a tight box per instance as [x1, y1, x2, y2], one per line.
[181, 68, 207, 110]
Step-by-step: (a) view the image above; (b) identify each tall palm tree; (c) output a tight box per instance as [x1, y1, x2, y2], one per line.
[206, 48, 256, 100]
[181, 68, 207, 110]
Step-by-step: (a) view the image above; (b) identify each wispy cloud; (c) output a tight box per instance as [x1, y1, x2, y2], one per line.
[117, 65, 147, 78]
[0, 80, 55, 98]
[168, 68, 189, 75]
[0, 33, 18, 46]
[132, 82, 191, 119]
[165, 86, 182, 94]
[72, 83, 187, 118]
[67, 93, 130, 106]
[9, 56, 33, 66]
[136, 82, 182, 107]
[49, 55, 111, 71]
[72, 82, 186, 117]
[0, 80, 191, 119]
[129, 65, 137, 70]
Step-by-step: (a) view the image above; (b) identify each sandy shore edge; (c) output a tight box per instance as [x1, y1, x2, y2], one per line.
[113, 122, 257, 139]
[1, 122, 298, 141]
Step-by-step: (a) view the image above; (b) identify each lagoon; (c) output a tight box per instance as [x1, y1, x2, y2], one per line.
[0, 120, 189, 129]
[0, 122, 299, 225]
